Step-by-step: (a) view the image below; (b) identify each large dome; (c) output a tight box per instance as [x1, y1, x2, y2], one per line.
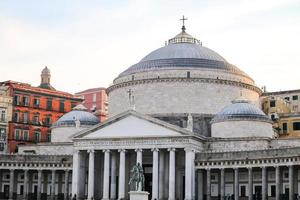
[108, 24, 261, 130]
[119, 29, 250, 79]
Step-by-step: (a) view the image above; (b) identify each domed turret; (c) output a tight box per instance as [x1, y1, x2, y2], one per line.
[51, 104, 100, 142]
[211, 98, 274, 138]
[39, 66, 56, 90]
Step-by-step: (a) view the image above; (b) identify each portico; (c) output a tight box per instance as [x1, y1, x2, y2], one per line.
[71, 111, 203, 200]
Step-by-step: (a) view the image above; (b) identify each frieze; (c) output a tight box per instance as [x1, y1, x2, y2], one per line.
[107, 77, 261, 94]
[74, 137, 203, 151]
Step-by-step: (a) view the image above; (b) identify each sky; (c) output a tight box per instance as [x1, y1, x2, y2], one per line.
[0, 0, 300, 94]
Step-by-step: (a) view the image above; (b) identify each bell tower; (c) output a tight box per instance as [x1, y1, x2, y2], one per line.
[39, 66, 56, 90]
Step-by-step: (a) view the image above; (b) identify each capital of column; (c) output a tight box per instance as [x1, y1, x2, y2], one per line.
[184, 147, 195, 152]
[205, 167, 211, 171]
[118, 149, 127, 153]
[151, 148, 159, 152]
[87, 149, 95, 154]
[135, 148, 143, 152]
[168, 148, 176, 152]
[51, 169, 56, 173]
[9, 169, 14, 172]
[103, 149, 110, 153]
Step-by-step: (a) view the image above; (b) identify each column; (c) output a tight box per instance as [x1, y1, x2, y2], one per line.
[135, 148, 143, 191]
[248, 167, 253, 200]
[262, 167, 267, 200]
[118, 149, 126, 200]
[168, 148, 176, 200]
[88, 149, 95, 200]
[275, 166, 280, 200]
[207, 169, 211, 200]
[0, 170, 2, 195]
[71, 150, 80, 198]
[102, 150, 110, 200]
[152, 148, 159, 200]
[110, 151, 117, 200]
[64, 170, 69, 200]
[37, 170, 42, 200]
[23, 170, 29, 200]
[185, 148, 195, 200]
[289, 165, 294, 200]
[197, 170, 203, 200]
[51, 170, 56, 200]
[9, 169, 14, 200]
[43, 172, 48, 196]
[159, 150, 165, 200]
[234, 168, 239, 200]
[220, 168, 225, 200]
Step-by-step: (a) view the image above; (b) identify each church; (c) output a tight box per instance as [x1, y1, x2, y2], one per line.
[1, 20, 300, 200]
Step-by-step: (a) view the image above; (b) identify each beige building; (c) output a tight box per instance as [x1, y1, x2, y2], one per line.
[261, 90, 300, 138]
[0, 85, 13, 153]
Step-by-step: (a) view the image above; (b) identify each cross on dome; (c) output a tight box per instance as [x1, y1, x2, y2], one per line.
[180, 15, 188, 31]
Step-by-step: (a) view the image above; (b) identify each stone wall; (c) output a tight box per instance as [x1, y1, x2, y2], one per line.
[108, 80, 259, 117]
[211, 120, 274, 138]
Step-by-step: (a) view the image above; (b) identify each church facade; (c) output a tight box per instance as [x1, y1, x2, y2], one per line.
[1, 22, 300, 200]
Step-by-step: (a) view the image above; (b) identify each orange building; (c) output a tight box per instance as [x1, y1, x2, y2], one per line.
[75, 87, 108, 122]
[1, 67, 82, 153]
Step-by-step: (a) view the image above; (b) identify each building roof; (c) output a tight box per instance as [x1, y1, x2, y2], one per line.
[1, 81, 81, 100]
[75, 87, 107, 95]
[262, 89, 300, 96]
[212, 98, 272, 123]
[118, 28, 250, 79]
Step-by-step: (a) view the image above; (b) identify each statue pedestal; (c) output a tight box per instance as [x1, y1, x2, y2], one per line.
[129, 191, 149, 200]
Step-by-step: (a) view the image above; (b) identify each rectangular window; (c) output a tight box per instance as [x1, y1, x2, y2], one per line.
[285, 97, 290, 101]
[46, 99, 52, 110]
[0, 143, 4, 151]
[293, 105, 298, 112]
[33, 115, 40, 125]
[59, 101, 65, 112]
[271, 185, 276, 197]
[1, 110, 5, 122]
[292, 95, 298, 100]
[270, 100, 276, 107]
[34, 131, 40, 142]
[93, 93, 97, 102]
[33, 98, 40, 108]
[47, 133, 51, 142]
[14, 129, 20, 140]
[14, 95, 20, 105]
[282, 123, 288, 133]
[14, 112, 19, 122]
[293, 122, 300, 131]
[23, 130, 29, 141]
[187, 71, 191, 78]
[22, 96, 30, 106]
[23, 112, 29, 123]
[44, 116, 52, 126]
[0, 128, 6, 140]
[240, 186, 246, 197]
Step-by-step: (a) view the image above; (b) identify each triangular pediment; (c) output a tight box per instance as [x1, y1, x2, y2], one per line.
[73, 110, 201, 139]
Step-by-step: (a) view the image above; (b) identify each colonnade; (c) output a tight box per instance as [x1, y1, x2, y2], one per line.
[202, 165, 296, 200]
[0, 169, 70, 200]
[72, 147, 196, 200]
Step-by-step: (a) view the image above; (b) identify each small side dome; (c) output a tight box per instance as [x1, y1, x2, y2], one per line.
[212, 98, 271, 123]
[52, 104, 100, 128]
[211, 98, 274, 138]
